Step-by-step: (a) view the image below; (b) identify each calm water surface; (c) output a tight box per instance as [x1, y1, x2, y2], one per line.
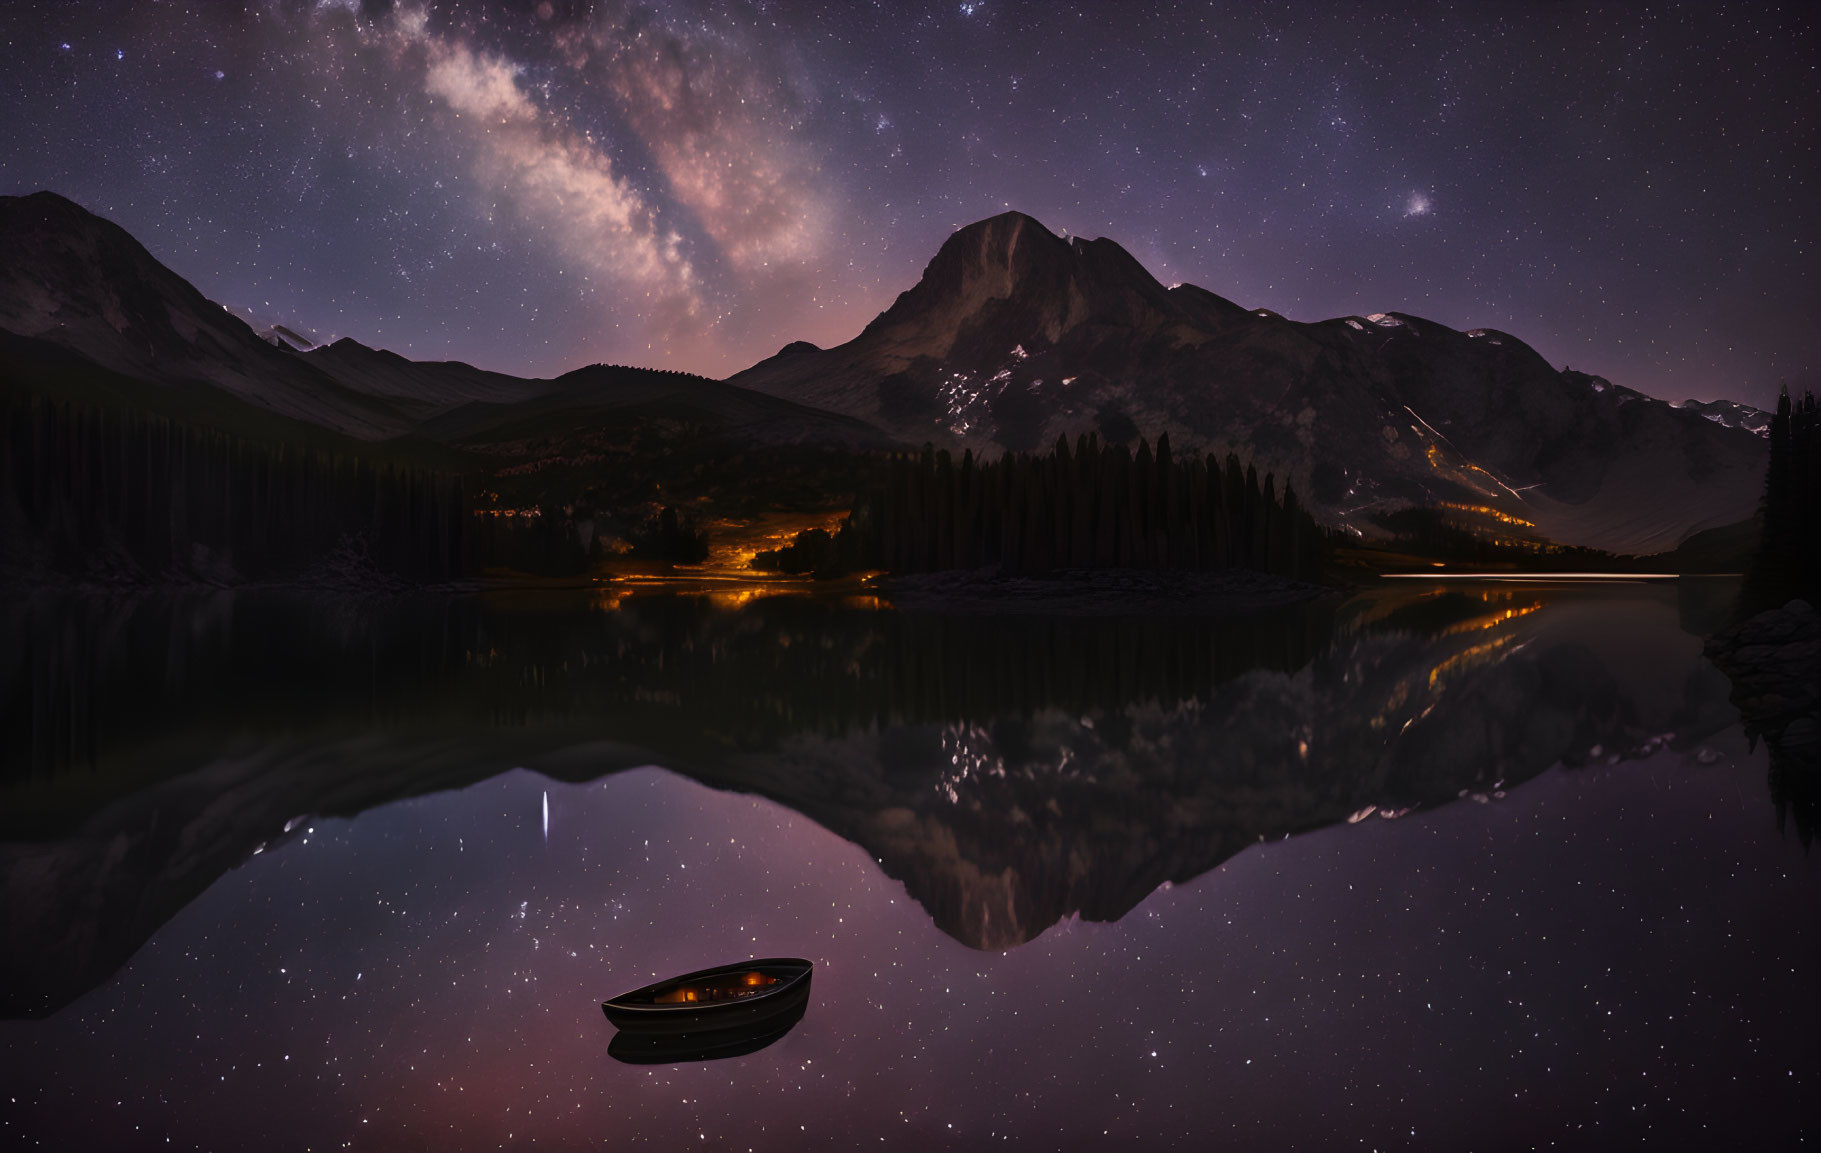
[1, 581, 1814, 1150]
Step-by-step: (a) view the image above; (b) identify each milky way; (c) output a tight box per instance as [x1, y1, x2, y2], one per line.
[1, 2, 1814, 406]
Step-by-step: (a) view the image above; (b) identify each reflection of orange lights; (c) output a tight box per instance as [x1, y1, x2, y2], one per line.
[706, 589, 768, 610]
[1427, 635, 1513, 689]
[1369, 678, 1413, 729]
[1437, 601, 1543, 637]
[584, 572, 891, 614]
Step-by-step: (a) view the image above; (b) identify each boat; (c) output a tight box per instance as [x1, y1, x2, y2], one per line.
[601, 957, 813, 1035]
[607, 1000, 808, 1065]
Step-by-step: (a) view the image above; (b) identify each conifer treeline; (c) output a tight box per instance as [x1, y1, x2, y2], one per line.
[1745, 386, 1821, 610]
[759, 433, 1326, 579]
[3, 395, 484, 582]
[3, 394, 466, 581]
[466, 511, 590, 578]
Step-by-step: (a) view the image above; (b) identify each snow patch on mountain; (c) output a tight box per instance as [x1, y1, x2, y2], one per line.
[225, 304, 331, 351]
[1677, 397, 1772, 437]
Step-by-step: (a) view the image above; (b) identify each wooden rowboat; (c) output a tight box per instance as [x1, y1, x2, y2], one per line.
[601, 957, 813, 1035]
[607, 999, 808, 1065]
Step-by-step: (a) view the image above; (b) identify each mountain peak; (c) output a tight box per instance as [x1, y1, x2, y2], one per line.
[923, 212, 1166, 302]
[729, 208, 1769, 554]
[858, 210, 1183, 362]
[0, 189, 246, 361]
[0, 191, 416, 438]
[319, 335, 398, 360]
[913, 211, 1074, 301]
[965, 208, 1053, 233]
[3, 189, 95, 221]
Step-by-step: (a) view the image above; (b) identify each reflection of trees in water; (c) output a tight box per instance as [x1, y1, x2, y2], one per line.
[731, 586, 1740, 949]
[1720, 382, 1821, 846]
[1741, 387, 1820, 614]
[1769, 749, 1818, 850]
[10, 583, 1695, 787]
[0, 583, 1751, 1013]
[1706, 600, 1820, 850]
[2, 589, 1338, 787]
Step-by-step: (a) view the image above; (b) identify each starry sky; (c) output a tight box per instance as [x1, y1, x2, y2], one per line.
[2, 1, 1816, 408]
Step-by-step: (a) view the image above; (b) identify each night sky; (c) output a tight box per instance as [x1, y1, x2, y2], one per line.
[2, 2, 1815, 408]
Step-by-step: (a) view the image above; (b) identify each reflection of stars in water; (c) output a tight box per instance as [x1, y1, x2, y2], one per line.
[4, 750, 1818, 1148]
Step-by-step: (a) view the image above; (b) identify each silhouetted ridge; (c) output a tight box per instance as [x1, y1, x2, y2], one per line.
[0, 192, 415, 438]
[0, 191, 253, 361]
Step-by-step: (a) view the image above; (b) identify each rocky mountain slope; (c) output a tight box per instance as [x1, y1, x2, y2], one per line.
[732, 212, 1768, 554]
[1677, 397, 1772, 436]
[3, 192, 1770, 555]
[0, 192, 416, 438]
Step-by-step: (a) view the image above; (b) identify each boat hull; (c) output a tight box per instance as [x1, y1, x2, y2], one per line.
[601, 957, 813, 1035]
[607, 1000, 808, 1065]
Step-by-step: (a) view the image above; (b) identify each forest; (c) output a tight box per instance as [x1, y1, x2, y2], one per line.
[1744, 386, 1821, 612]
[755, 432, 1327, 580]
[1, 393, 583, 583]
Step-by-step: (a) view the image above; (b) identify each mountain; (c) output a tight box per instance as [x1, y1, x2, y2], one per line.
[1, 192, 909, 582]
[0, 191, 893, 459]
[411, 361, 892, 453]
[223, 304, 327, 352]
[0, 191, 420, 439]
[1677, 397, 1773, 437]
[2, 192, 1770, 556]
[300, 337, 550, 419]
[731, 212, 1769, 555]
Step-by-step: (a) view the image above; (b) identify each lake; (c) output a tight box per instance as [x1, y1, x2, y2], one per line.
[1, 579, 1814, 1150]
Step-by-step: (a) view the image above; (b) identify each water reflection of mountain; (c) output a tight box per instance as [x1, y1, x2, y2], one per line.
[3, 588, 1337, 786]
[1, 581, 1741, 1016]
